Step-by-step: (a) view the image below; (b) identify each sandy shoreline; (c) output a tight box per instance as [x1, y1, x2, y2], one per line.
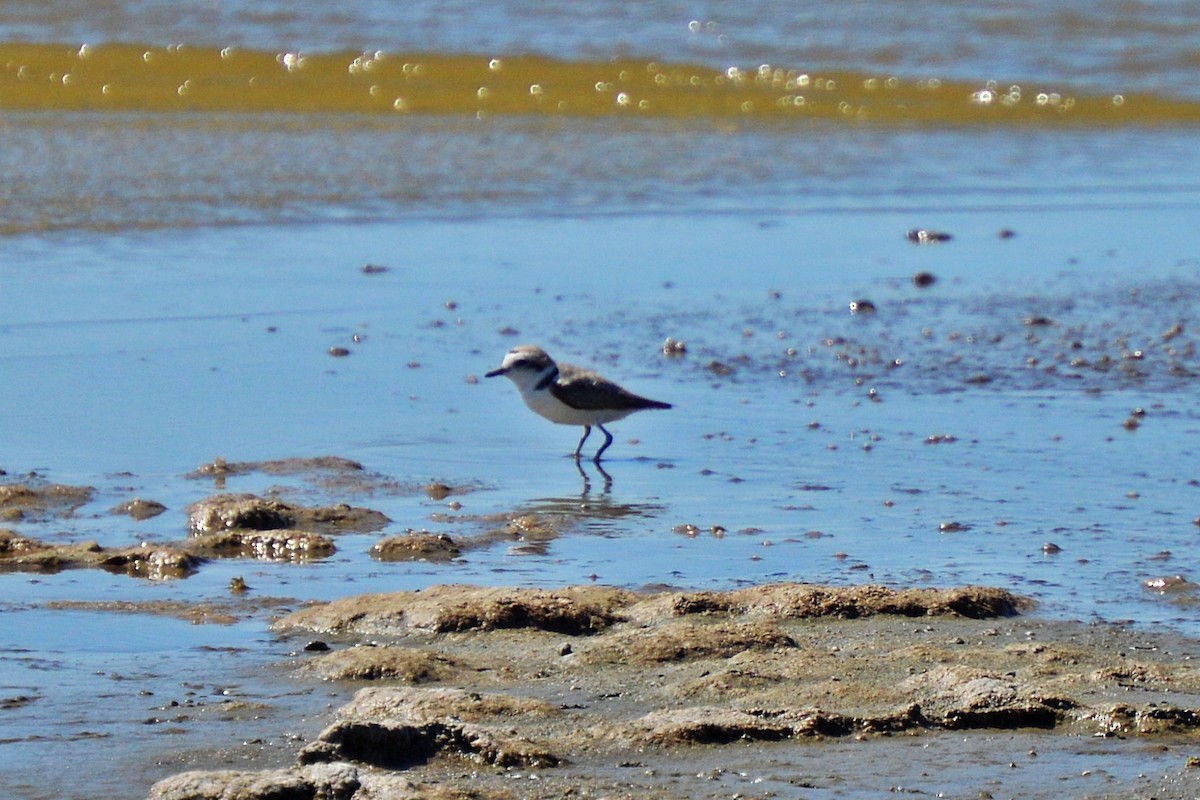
[132, 582, 1200, 800]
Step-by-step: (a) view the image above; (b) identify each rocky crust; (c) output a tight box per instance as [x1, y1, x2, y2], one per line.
[0, 476, 568, 580]
[149, 763, 361, 800]
[145, 582, 1200, 799]
[186, 493, 389, 535]
[369, 531, 461, 562]
[0, 490, 385, 579]
[0, 481, 93, 522]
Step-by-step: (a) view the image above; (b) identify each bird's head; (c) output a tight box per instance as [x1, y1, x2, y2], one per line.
[485, 345, 557, 390]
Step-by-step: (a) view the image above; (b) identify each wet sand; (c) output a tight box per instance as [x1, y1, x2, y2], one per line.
[136, 583, 1200, 799]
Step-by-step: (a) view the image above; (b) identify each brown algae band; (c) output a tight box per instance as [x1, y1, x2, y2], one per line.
[2, 42, 1198, 125]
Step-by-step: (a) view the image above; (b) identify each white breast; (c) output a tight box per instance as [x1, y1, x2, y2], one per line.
[519, 385, 633, 426]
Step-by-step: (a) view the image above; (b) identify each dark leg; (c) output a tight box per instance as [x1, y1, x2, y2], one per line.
[593, 424, 615, 463]
[574, 425, 591, 461]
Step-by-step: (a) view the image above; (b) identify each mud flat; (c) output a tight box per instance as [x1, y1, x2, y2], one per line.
[147, 582, 1200, 800]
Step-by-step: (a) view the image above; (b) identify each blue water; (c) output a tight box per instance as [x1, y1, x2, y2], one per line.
[4, 205, 1199, 627]
[6, 203, 1200, 797]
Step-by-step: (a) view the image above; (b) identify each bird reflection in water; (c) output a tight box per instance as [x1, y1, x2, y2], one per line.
[504, 461, 666, 557]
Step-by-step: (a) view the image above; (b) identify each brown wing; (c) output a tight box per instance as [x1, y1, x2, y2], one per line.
[550, 363, 672, 411]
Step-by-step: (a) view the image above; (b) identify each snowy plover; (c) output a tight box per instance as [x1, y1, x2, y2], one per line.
[485, 344, 672, 463]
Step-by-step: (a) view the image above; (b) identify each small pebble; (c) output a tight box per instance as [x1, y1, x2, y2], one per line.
[662, 337, 687, 357]
[906, 228, 952, 244]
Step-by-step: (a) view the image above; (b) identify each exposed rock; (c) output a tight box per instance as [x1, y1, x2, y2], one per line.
[0, 528, 55, 559]
[98, 545, 204, 580]
[625, 704, 926, 746]
[301, 647, 461, 683]
[187, 493, 295, 532]
[785, 705, 929, 737]
[339, 686, 559, 723]
[901, 664, 1075, 729]
[185, 456, 478, 500]
[304, 503, 390, 532]
[906, 228, 953, 244]
[0, 527, 334, 578]
[1080, 702, 1200, 736]
[186, 493, 388, 535]
[152, 581, 1200, 799]
[626, 583, 1026, 624]
[188, 529, 336, 561]
[579, 619, 795, 664]
[0, 532, 199, 579]
[0, 694, 38, 710]
[277, 584, 635, 637]
[148, 761, 360, 800]
[278, 583, 1026, 642]
[298, 687, 560, 769]
[502, 513, 572, 540]
[109, 497, 167, 520]
[0, 482, 94, 521]
[186, 456, 365, 481]
[1090, 661, 1175, 686]
[186, 457, 252, 480]
[370, 531, 460, 562]
[423, 482, 455, 500]
[626, 706, 793, 745]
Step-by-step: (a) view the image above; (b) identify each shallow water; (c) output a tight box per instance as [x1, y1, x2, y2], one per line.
[2, 2, 1200, 797]
[5, 205, 1200, 794]
[0, 607, 337, 800]
[5, 204, 1200, 618]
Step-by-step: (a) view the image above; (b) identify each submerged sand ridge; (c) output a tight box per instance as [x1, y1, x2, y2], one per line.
[0, 458, 609, 584]
[0, 458, 485, 580]
[0, 489, 386, 579]
[5, 43, 1193, 125]
[145, 582, 1200, 800]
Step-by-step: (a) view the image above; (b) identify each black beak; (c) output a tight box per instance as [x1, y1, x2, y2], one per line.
[484, 367, 506, 378]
